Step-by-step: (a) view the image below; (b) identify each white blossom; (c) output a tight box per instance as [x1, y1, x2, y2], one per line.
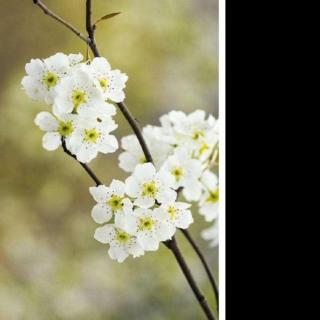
[89, 180, 133, 224]
[68, 116, 118, 163]
[85, 57, 128, 103]
[117, 208, 175, 251]
[94, 224, 144, 263]
[118, 126, 173, 173]
[22, 53, 83, 104]
[154, 202, 193, 230]
[53, 68, 109, 116]
[125, 163, 176, 208]
[34, 111, 76, 151]
[160, 110, 219, 162]
[160, 147, 203, 201]
[199, 170, 219, 222]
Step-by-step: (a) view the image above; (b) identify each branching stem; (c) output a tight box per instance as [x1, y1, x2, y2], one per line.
[33, 1, 216, 319]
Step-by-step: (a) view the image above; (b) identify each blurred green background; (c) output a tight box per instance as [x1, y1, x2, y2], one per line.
[0, 0, 218, 319]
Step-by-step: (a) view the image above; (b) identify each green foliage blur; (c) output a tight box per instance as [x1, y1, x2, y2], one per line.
[0, 0, 218, 319]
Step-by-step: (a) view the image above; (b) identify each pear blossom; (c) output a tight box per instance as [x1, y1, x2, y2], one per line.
[158, 110, 219, 162]
[53, 68, 108, 116]
[117, 208, 175, 251]
[201, 218, 219, 248]
[34, 111, 76, 151]
[85, 57, 128, 103]
[168, 110, 217, 145]
[21, 53, 83, 104]
[154, 202, 193, 230]
[160, 147, 203, 201]
[94, 224, 144, 263]
[199, 170, 219, 222]
[89, 180, 133, 224]
[125, 163, 177, 208]
[68, 116, 118, 163]
[118, 126, 173, 172]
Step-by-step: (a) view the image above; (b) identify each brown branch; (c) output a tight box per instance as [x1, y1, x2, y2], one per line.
[85, 2, 153, 163]
[86, 0, 101, 57]
[180, 229, 219, 311]
[32, 0, 89, 43]
[61, 139, 102, 187]
[116, 102, 153, 163]
[165, 237, 215, 320]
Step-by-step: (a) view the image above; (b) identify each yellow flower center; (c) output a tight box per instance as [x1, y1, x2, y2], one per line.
[168, 206, 177, 220]
[83, 128, 100, 143]
[139, 217, 155, 231]
[142, 181, 158, 198]
[43, 72, 58, 89]
[199, 143, 209, 155]
[115, 230, 131, 244]
[58, 121, 73, 137]
[192, 130, 205, 140]
[107, 195, 124, 212]
[99, 78, 108, 90]
[207, 188, 219, 203]
[171, 167, 183, 182]
[72, 90, 87, 110]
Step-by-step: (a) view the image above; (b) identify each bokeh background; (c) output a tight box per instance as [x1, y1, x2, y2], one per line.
[0, 0, 218, 319]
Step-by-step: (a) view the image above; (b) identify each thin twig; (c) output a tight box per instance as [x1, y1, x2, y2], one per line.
[85, 1, 153, 163]
[165, 237, 215, 320]
[176, 188, 219, 310]
[117, 102, 153, 163]
[32, 0, 89, 43]
[180, 229, 219, 311]
[61, 139, 102, 186]
[86, 0, 101, 57]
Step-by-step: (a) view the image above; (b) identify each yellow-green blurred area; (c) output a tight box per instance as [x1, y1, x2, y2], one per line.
[0, 0, 218, 319]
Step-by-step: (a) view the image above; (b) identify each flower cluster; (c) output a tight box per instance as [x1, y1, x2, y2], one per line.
[118, 110, 220, 247]
[90, 163, 193, 262]
[22, 53, 219, 255]
[22, 53, 128, 163]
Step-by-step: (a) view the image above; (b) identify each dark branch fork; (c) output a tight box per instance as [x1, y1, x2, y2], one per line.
[181, 228, 219, 311]
[33, 1, 216, 319]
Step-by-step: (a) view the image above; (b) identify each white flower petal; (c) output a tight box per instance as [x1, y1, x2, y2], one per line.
[156, 222, 175, 241]
[91, 203, 113, 224]
[42, 132, 61, 151]
[125, 176, 140, 198]
[119, 152, 140, 173]
[75, 144, 97, 163]
[25, 58, 44, 75]
[199, 203, 219, 222]
[201, 170, 218, 190]
[110, 180, 125, 196]
[114, 213, 137, 234]
[157, 188, 177, 205]
[134, 163, 156, 181]
[108, 90, 125, 103]
[137, 234, 160, 251]
[94, 224, 115, 244]
[98, 135, 118, 154]
[175, 210, 193, 229]
[134, 196, 155, 209]
[183, 182, 202, 202]
[127, 242, 144, 258]
[91, 57, 111, 72]
[34, 112, 59, 132]
[108, 246, 129, 263]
